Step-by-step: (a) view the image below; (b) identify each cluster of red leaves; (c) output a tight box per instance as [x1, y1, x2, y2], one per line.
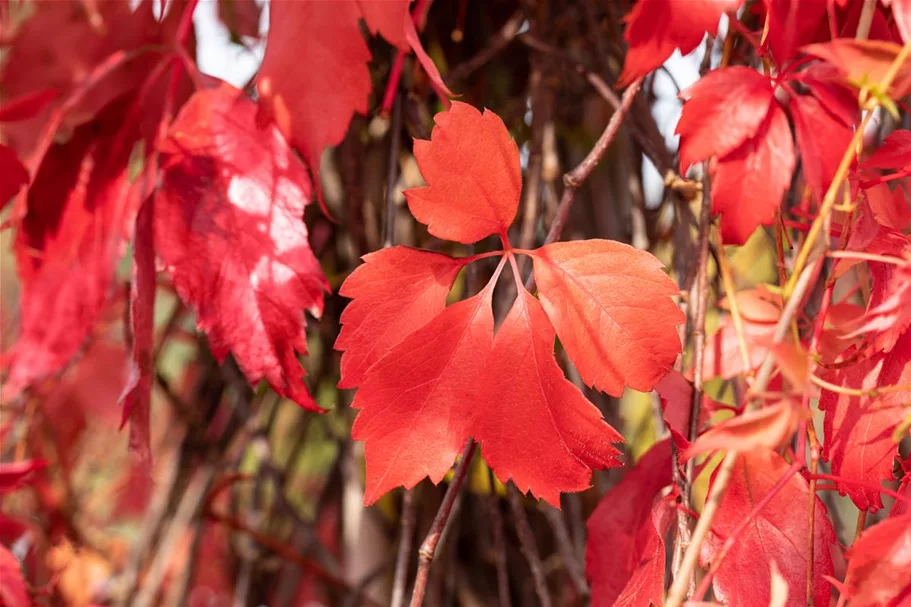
[585, 1, 911, 606]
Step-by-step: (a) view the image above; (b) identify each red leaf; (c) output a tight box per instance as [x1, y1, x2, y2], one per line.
[586, 439, 674, 607]
[818, 334, 911, 511]
[711, 101, 795, 244]
[255, 0, 409, 172]
[865, 182, 911, 230]
[156, 83, 328, 411]
[791, 93, 855, 203]
[0, 87, 60, 122]
[341, 103, 681, 505]
[803, 39, 911, 99]
[217, 0, 262, 40]
[845, 514, 911, 607]
[0, 544, 29, 607]
[0, 143, 28, 205]
[119, 197, 155, 468]
[531, 240, 685, 396]
[404, 102, 521, 244]
[2, 97, 139, 398]
[865, 129, 911, 172]
[762, 0, 830, 65]
[702, 449, 837, 607]
[336, 247, 466, 389]
[351, 287, 495, 504]
[884, 0, 911, 43]
[0, 459, 47, 494]
[676, 67, 776, 173]
[619, 0, 741, 85]
[683, 399, 805, 460]
[479, 290, 623, 503]
[654, 369, 727, 438]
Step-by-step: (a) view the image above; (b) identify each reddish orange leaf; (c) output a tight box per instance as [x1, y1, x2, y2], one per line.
[405, 103, 521, 244]
[761, 0, 830, 65]
[791, 93, 854, 203]
[586, 439, 674, 607]
[156, 83, 328, 411]
[844, 514, 911, 607]
[336, 247, 466, 389]
[864, 182, 911, 230]
[803, 39, 911, 99]
[0, 87, 59, 122]
[702, 449, 836, 607]
[865, 129, 911, 173]
[0, 545, 28, 607]
[619, 0, 740, 85]
[683, 400, 805, 460]
[654, 369, 727, 438]
[531, 240, 685, 396]
[479, 290, 623, 503]
[0, 143, 28, 205]
[818, 335, 911, 511]
[0, 459, 47, 494]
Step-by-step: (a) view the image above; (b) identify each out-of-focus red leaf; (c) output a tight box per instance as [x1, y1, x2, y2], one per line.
[0, 87, 60, 122]
[405, 103, 521, 244]
[791, 93, 855, 203]
[619, 0, 741, 85]
[0, 143, 28, 205]
[0, 544, 29, 607]
[255, 0, 409, 173]
[683, 400, 805, 460]
[676, 67, 776, 173]
[710, 101, 795, 244]
[336, 247, 466, 389]
[844, 514, 911, 606]
[479, 290, 624, 504]
[865, 129, 911, 173]
[818, 334, 911, 511]
[799, 65, 860, 129]
[0, 459, 47, 494]
[701, 449, 836, 607]
[586, 439, 674, 607]
[156, 82, 328, 411]
[531, 240, 685, 396]
[803, 39, 911, 99]
[883, 0, 911, 43]
[217, 0, 261, 40]
[119, 198, 154, 467]
[2, 97, 140, 399]
[865, 182, 911, 230]
[654, 369, 726, 438]
[761, 0, 829, 65]
[695, 286, 782, 381]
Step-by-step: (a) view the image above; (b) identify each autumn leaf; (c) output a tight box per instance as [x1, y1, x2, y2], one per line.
[339, 101, 683, 505]
[803, 39, 911, 99]
[586, 439, 674, 607]
[676, 67, 795, 244]
[256, 0, 450, 180]
[761, 0, 830, 65]
[0, 143, 28, 205]
[818, 334, 911, 512]
[0, 459, 47, 494]
[156, 83, 329, 411]
[701, 449, 836, 607]
[682, 400, 805, 460]
[0, 545, 29, 607]
[865, 129, 911, 175]
[844, 514, 911, 607]
[884, 0, 911, 43]
[619, 0, 741, 85]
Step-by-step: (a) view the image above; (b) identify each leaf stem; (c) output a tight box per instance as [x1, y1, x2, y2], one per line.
[409, 440, 476, 607]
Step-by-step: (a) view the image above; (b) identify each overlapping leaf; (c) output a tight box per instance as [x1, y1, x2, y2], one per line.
[702, 449, 837, 607]
[156, 83, 329, 411]
[818, 334, 911, 511]
[844, 514, 911, 606]
[338, 101, 684, 505]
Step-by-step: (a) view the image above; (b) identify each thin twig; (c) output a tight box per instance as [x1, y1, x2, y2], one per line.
[391, 490, 418, 607]
[384, 93, 403, 248]
[540, 503, 589, 597]
[487, 469, 511, 607]
[507, 485, 552, 607]
[409, 440, 477, 607]
[446, 11, 524, 85]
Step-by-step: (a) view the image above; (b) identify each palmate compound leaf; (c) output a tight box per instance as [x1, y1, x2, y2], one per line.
[675, 67, 795, 244]
[156, 82, 328, 411]
[338, 101, 684, 506]
[818, 332, 911, 512]
[702, 449, 837, 607]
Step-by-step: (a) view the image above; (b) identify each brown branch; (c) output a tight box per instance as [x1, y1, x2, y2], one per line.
[540, 503, 589, 597]
[488, 469, 512, 607]
[507, 485, 552, 607]
[446, 11, 524, 85]
[408, 439, 476, 607]
[391, 490, 417, 607]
